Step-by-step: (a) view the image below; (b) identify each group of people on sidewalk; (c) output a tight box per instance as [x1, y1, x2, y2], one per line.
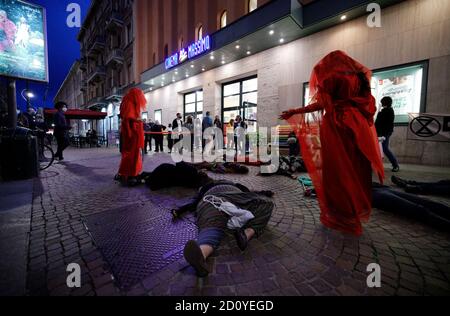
[114, 51, 446, 277]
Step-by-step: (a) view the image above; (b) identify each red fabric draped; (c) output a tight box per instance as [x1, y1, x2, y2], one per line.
[118, 88, 147, 178]
[286, 51, 384, 236]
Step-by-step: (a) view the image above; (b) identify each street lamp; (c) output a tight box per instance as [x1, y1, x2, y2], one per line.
[20, 89, 35, 108]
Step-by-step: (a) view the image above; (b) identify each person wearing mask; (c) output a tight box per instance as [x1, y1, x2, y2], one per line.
[172, 113, 184, 147]
[375, 96, 400, 172]
[53, 102, 72, 161]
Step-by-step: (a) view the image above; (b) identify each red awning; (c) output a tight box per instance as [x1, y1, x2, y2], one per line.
[44, 109, 108, 120]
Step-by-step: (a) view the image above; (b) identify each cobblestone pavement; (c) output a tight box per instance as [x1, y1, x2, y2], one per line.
[24, 148, 450, 296]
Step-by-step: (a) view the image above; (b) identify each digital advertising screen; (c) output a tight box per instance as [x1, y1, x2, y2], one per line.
[0, 0, 48, 82]
[371, 63, 426, 124]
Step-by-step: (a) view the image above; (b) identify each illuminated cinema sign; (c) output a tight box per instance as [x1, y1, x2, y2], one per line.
[165, 35, 211, 70]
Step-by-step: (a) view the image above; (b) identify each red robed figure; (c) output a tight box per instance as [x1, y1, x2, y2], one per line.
[118, 88, 147, 179]
[281, 51, 384, 236]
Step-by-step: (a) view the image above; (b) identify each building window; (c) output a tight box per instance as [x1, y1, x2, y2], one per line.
[154, 109, 162, 124]
[126, 23, 133, 44]
[197, 25, 203, 41]
[222, 76, 258, 133]
[371, 61, 428, 124]
[184, 90, 204, 121]
[220, 11, 227, 29]
[248, 0, 258, 13]
[179, 36, 184, 50]
[127, 63, 132, 84]
[164, 44, 169, 59]
[142, 112, 148, 121]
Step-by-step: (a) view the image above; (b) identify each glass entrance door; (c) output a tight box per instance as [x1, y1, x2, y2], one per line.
[222, 76, 258, 130]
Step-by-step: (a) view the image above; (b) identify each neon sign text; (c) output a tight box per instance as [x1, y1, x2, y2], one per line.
[165, 35, 211, 70]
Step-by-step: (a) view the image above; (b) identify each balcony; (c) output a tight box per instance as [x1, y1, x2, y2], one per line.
[87, 36, 106, 58]
[79, 58, 87, 71]
[105, 86, 124, 102]
[106, 12, 124, 31]
[106, 48, 124, 66]
[86, 96, 107, 110]
[80, 80, 88, 92]
[87, 66, 106, 84]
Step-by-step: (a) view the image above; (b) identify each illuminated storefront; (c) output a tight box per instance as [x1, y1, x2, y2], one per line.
[137, 0, 450, 166]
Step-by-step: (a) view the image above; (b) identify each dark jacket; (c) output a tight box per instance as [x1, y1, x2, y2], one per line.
[202, 116, 213, 131]
[151, 124, 166, 139]
[172, 119, 183, 131]
[375, 107, 395, 137]
[53, 110, 71, 135]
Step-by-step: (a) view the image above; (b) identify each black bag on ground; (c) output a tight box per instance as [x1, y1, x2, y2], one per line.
[0, 127, 39, 181]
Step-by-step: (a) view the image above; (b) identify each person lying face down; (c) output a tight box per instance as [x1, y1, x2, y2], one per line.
[391, 176, 450, 198]
[372, 182, 450, 231]
[172, 180, 275, 278]
[140, 162, 214, 191]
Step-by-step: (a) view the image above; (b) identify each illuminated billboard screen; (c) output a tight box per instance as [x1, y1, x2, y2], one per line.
[302, 62, 427, 125]
[371, 62, 427, 124]
[0, 0, 48, 82]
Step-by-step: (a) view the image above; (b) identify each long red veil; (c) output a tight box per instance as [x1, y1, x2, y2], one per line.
[287, 51, 384, 236]
[118, 88, 147, 178]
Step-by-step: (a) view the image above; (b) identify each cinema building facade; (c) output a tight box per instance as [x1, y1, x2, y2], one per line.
[134, 0, 450, 166]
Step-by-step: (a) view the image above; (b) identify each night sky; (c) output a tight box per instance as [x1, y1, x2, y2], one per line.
[15, 0, 91, 111]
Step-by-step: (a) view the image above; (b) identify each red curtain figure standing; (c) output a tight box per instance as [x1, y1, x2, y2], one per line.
[118, 88, 147, 181]
[281, 51, 385, 236]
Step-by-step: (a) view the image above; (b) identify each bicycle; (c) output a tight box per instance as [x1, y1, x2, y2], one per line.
[32, 128, 55, 171]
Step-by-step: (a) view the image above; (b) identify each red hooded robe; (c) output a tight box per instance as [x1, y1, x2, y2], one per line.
[118, 88, 147, 179]
[285, 51, 384, 236]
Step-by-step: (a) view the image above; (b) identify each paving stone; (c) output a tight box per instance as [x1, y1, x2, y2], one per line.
[21, 148, 450, 296]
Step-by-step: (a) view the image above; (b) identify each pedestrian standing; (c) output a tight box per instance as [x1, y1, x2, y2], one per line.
[143, 119, 152, 154]
[202, 112, 213, 149]
[185, 116, 195, 152]
[214, 115, 222, 129]
[53, 102, 72, 161]
[375, 96, 400, 172]
[151, 120, 166, 153]
[172, 113, 184, 147]
[167, 124, 174, 154]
